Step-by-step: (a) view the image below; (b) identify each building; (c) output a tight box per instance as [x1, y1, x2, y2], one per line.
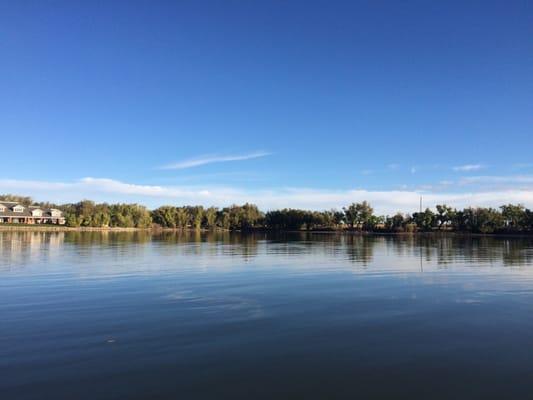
[0, 202, 66, 225]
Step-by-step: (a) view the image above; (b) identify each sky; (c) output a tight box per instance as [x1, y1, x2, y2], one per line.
[1, 0, 532, 214]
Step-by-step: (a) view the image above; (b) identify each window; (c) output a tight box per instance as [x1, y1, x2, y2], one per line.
[13, 206, 24, 213]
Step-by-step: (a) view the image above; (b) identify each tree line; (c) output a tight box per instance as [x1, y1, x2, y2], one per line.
[1, 194, 533, 233]
[0, 196, 152, 228]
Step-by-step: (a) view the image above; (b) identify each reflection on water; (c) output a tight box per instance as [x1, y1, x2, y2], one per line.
[2, 231, 533, 269]
[1, 232, 533, 399]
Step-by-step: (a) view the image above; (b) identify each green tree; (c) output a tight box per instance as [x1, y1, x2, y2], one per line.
[187, 206, 204, 229]
[152, 206, 177, 228]
[0, 194, 33, 206]
[204, 207, 218, 229]
[500, 204, 526, 231]
[474, 207, 504, 233]
[386, 213, 405, 231]
[175, 207, 189, 228]
[412, 208, 435, 231]
[343, 201, 374, 230]
[435, 204, 455, 230]
[332, 210, 345, 228]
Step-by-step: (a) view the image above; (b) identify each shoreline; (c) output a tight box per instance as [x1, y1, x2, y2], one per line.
[1, 225, 533, 237]
[0, 225, 148, 232]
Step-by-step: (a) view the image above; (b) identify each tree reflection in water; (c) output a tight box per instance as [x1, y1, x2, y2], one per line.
[1, 231, 532, 269]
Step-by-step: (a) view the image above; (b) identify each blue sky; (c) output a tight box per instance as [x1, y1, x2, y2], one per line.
[1, 1, 532, 213]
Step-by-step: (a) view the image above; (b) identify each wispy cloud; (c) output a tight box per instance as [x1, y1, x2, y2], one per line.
[453, 164, 485, 172]
[2, 177, 533, 215]
[159, 151, 271, 170]
[459, 175, 533, 185]
[513, 163, 533, 170]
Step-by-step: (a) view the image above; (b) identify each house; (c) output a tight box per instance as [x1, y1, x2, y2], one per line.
[0, 202, 66, 225]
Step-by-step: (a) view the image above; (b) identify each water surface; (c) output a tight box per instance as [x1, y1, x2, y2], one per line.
[2, 231, 533, 399]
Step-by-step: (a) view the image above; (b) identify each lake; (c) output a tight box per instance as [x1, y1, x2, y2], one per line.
[1, 231, 533, 399]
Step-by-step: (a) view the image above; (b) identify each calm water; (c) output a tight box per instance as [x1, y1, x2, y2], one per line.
[2, 231, 533, 399]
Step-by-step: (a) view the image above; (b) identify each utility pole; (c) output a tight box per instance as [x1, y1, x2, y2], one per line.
[419, 196, 422, 213]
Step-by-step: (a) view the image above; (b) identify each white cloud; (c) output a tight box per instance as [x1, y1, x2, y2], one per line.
[453, 164, 485, 172]
[159, 151, 271, 170]
[80, 177, 210, 197]
[1, 177, 533, 215]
